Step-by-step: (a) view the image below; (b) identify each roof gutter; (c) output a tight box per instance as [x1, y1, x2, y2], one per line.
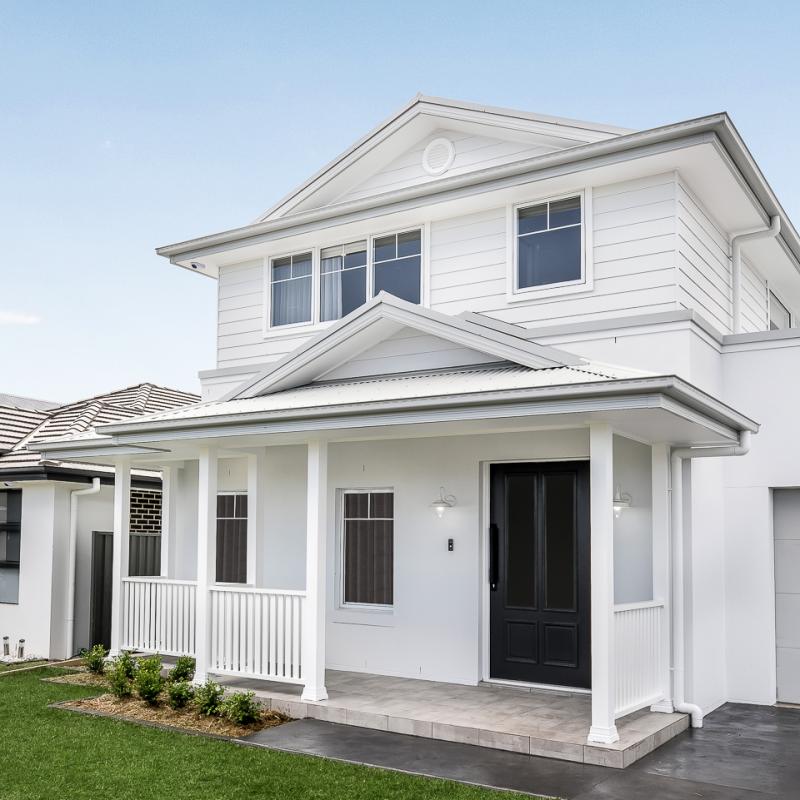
[155, 114, 800, 272]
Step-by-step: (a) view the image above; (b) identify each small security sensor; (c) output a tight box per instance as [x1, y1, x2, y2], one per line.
[190, 262, 206, 271]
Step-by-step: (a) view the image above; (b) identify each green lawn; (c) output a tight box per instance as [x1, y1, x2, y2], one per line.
[0, 667, 534, 800]
[0, 660, 49, 673]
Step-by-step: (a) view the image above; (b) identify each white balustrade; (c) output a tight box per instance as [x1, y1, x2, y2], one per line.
[209, 586, 305, 683]
[614, 600, 666, 717]
[122, 577, 197, 657]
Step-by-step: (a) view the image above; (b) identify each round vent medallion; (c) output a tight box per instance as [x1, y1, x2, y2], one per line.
[422, 137, 455, 176]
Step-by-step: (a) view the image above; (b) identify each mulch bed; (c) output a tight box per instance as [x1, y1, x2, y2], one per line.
[57, 693, 289, 738]
[42, 669, 109, 687]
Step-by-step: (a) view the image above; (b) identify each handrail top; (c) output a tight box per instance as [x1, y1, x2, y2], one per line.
[122, 577, 198, 586]
[209, 585, 307, 597]
[613, 599, 665, 612]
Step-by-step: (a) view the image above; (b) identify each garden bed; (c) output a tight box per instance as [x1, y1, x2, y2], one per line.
[58, 693, 288, 738]
[42, 668, 108, 687]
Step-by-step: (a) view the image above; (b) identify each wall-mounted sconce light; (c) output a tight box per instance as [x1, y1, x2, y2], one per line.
[613, 486, 632, 518]
[431, 486, 456, 518]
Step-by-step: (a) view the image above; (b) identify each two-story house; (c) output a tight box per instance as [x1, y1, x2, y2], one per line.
[38, 96, 800, 767]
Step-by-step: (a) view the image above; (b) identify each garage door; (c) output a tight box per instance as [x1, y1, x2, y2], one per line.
[774, 489, 800, 704]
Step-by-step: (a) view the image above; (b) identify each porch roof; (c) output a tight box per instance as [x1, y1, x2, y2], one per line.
[35, 363, 758, 462]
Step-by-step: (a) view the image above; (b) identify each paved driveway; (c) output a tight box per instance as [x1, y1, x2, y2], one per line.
[241, 703, 800, 799]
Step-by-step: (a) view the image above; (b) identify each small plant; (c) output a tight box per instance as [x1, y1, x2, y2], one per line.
[221, 690, 261, 725]
[107, 657, 133, 699]
[194, 679, 224, 716]
[115, 650, 137, 680]
[168, 655, 195, 683]
[134, 654, 164, 705]
[83, 644, 107, 675]
[166, 680, 194, 710]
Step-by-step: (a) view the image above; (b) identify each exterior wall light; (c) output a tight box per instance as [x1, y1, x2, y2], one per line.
[613, 486, 632, 518]
[431, 487, 456, 518]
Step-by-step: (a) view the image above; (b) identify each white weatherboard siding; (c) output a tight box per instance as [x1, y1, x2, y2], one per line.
[337, 129, 563, 205]
[318, 327, 498, 381]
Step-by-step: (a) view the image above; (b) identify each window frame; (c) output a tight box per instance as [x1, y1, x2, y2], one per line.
[263, 226, 426, 333]
[506, 189, 591, 302]
[337, 487, 395, 613]
[0, 488, 22, 605]
[768, 288, 793, 331]
[266, 249, 317, 331]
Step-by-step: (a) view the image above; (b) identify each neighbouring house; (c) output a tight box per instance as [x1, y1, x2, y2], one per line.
[36, 96, 800, 765]
[0, 384, 197, 659]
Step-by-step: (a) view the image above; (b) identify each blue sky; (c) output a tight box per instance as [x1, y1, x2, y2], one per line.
[2, 0, 799, 402]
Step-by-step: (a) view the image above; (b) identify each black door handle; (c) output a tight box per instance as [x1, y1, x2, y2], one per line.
[489, 523, 499, 591]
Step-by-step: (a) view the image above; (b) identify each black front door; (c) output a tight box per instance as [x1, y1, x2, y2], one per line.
[90, 531, 113, 650]
[489, 462, 590, 688]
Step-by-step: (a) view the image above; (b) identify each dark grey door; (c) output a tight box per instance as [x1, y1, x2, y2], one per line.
[90, 531, 113, 650]
[489, 462, 591, 688]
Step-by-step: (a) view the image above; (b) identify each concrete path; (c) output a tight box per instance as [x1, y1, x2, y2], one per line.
[240, 703, 800, 798]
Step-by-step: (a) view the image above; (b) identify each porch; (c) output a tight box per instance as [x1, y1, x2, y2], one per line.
[216, 667, 688, 768]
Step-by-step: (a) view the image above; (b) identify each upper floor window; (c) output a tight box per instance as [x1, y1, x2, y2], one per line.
[271, 252, 312, 327]
[516, 196, 582, 291]
[320, 241, 367, 322]
[373, 230, 421, 305]
[769, 291, 792, 331]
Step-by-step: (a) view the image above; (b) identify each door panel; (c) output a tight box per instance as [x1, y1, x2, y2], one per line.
[490, 462, 590, 688]
[90, 531, 113, 651]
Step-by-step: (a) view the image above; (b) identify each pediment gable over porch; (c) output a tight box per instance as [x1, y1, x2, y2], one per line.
[226, 293, 583, 400]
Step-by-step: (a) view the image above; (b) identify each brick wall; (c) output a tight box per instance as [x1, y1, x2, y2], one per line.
[130, 488, 162, 534]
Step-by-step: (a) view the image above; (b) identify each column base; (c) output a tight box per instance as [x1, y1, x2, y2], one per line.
[650, 699, 675, 714]
[587, 724, 619, 745]
[301, 685, 328, 702]
[193, 672, 209, 686]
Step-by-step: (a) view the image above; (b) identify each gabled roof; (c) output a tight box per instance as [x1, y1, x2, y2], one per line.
[255, 94, 631, 222]
[226, 293, 584, 400]
[0, 382, 199, 475]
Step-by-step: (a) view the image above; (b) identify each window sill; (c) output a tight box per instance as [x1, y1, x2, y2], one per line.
[506, 278, 593, 304]
[331, 606, 395, 628]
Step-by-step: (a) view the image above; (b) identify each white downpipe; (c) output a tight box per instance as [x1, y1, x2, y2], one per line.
[66, 478, 101, 657]
[669, 430, 751, 728]
[731, 217, 780, 333]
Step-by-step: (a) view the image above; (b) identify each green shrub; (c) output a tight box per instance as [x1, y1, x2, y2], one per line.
[115, 650, 137, 680]
[83, 644, 107, 675]
[221, 691, 261, 725]
[168, 655, 195, 683]
[107, 657, 133, 698]
[134, 654, 164, 705]
[194, 679, 224, 716]
[166, 680, 194, 710]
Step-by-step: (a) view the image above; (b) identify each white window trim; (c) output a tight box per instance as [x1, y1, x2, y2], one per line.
[264, 248, 318, 332]
[333, 487, 395, 623]
[767, 285, 794, 330]
[263, 226, 426, 336]
[505, 189, 593, 303]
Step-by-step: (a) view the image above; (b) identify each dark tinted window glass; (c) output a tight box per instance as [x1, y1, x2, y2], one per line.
[518, 226, 581, 288]
[321, 266, 366, 321]
[343, 492, 393, 606]
[397, 230, 421, 257]
[544, 473, 577, 611]
[374, 256, 421, 304]
[216, 493, 247, 583]
[518, 203, 547, 235]
[373, 236, 396, 262]
[506, 474, 537, 609]
[343, 249, 367, 269]
[549, 197, 581, 228]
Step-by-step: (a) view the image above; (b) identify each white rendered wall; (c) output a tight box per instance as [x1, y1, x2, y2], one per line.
[0, 483, 57, 659]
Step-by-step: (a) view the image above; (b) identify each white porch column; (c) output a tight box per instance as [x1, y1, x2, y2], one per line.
[650, 443, 674, 713]
[588, 424, 619, 744]
[109, 458, 131, 656]
[194, 447, 218, 684]
[301, 439, 328, 701]
[159, 465, 178, 578]
[246, 451, 266, 586]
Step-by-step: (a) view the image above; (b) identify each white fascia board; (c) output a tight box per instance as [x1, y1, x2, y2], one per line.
[76, 374, 757, 444]
[158, 115, 800, 277]
[227, 294, 580, 400]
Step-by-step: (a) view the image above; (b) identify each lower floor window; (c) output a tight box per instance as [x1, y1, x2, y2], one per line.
[216, 493, 247, 583]
[0, 489, 21, 604]
[342, 490, 394, 606]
